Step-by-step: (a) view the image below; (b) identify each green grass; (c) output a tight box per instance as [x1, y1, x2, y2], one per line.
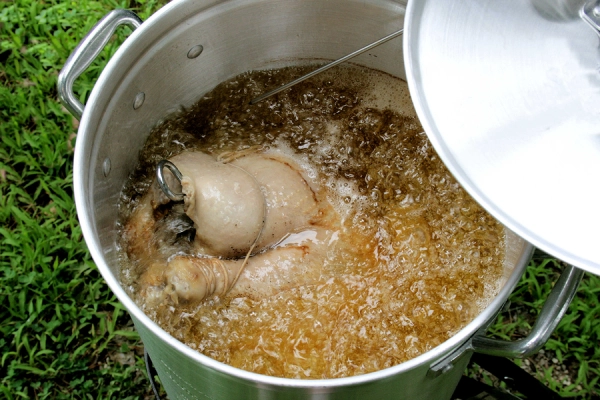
[470, 259, 600, 398]
[0, 1, 167, 398]
[0, 0, 598, 399]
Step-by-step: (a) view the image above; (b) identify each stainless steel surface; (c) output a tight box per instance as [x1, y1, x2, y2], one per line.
[187, 44, 205, 59]
[57, 9, 142, 119]
[471, 264, 584, 358]
[249, 28, 404, 104]
[61, 0, 549, 398]
[582, 0, 600, 33]
[133, 91, 146, 110]
[404, 0, 600, 275]
[427, 341, 473, 379]
[157, 160, 184, 201]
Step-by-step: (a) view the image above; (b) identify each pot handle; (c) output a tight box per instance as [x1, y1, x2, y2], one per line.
[57, 9, 143, 120]
[471, 264, 584, 358]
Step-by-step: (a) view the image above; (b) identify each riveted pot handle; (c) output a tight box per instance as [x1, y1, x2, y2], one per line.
[471, 264, 584, 358]
[58, 9, 143, 120]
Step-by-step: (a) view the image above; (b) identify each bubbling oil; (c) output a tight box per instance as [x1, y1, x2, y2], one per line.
[119, 64, 505, 379]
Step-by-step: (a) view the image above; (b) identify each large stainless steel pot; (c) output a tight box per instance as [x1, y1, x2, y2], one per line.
[58, 1, 583, 399]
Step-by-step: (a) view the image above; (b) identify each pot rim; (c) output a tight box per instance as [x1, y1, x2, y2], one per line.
[73, 0, 532, 387]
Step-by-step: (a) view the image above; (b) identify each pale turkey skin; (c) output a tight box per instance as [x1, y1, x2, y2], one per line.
[124, 149, 340, 305]
[171, 151, 267, 258]
[163, 228, 336, 302]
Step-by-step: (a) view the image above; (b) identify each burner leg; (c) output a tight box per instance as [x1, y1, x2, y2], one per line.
[468, 353, 563, 400]
[144, 348, 163, 400]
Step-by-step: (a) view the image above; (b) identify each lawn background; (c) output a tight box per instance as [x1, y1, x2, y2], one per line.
[0, 0, 598, 398]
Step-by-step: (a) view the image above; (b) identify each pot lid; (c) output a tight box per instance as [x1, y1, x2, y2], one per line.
[404, 0, 600, 275]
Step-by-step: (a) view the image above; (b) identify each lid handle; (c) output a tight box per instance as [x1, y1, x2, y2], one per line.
[581, 0, 600, 34]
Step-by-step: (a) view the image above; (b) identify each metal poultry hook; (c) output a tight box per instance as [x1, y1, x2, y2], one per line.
[157, 160, 185, 201]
